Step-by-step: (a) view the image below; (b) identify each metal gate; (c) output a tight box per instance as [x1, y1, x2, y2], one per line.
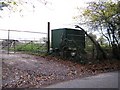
[0, 29, 48, 55]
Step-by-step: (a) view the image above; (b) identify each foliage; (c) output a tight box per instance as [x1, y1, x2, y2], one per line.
[77, 0, 120, 59]
[86, 33, 97, 46]
[0, 0, 25, 12]
[15, 42, 46, 53]
[97, 36, 107, 45]
[0, 1, 8, 10]
[0, 0, 50, 17]
[85, 33, 96, 51]
[75, 25, 107, 60]
[82, 0, 120, 46]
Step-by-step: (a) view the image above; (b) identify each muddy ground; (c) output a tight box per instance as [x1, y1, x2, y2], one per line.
[1, 51, 120, 88]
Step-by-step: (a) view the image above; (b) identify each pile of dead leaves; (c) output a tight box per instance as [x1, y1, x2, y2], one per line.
[84, 59, 120, 74]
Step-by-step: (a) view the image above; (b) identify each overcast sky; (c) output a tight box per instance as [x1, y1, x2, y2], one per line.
[0, 0, 97, 40]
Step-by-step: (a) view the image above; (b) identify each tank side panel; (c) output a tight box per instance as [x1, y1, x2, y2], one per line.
[51, 29, 65, 50]
[65, 29, 85, 48]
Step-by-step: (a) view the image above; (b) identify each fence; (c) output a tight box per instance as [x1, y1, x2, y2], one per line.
[0, 29, 48, 55]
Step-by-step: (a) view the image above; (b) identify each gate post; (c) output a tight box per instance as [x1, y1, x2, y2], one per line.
[47, 22, 50, 53]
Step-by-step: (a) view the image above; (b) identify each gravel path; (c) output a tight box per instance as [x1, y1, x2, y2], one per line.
[2, 52, 86, 88]
[1, 51, 120, 88]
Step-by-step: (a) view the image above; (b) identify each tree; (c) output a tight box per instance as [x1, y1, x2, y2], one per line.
[78, 0, 120, 59]
[85, 33, 97, 58]
[86, 33, 97, 45]
[75, 25, 107, 60]
[97, 36, 107, 46]
[0, 0, 50, 17]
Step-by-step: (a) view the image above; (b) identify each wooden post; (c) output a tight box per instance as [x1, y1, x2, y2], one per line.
[14, 40, 15, 53]
[47, 22, 50, 53]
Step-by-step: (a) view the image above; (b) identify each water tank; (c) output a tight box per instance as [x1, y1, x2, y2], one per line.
[51, 28, 85, 50]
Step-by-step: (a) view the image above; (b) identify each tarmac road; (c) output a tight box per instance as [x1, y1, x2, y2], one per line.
[46, 71, 119, 88]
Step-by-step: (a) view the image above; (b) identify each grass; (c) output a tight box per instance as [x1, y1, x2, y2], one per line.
[12, 42, 47, 55]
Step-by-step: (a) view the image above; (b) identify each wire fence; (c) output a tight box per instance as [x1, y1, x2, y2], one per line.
[0, 29, 48, 54]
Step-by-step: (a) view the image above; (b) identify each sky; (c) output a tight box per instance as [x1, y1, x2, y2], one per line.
[0, 0, 96, 40]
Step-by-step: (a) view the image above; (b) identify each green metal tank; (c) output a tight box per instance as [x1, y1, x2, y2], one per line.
[51, 28, 85, 51]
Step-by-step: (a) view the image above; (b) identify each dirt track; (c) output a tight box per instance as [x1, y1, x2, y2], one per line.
[1, 51, 120, 88]
[2, 52, 87, 88]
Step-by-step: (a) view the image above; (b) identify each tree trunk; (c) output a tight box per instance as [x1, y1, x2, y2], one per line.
[107, 22, 120, 59]
[112, 44, 120, 59]
[75, 25, 107, 60]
